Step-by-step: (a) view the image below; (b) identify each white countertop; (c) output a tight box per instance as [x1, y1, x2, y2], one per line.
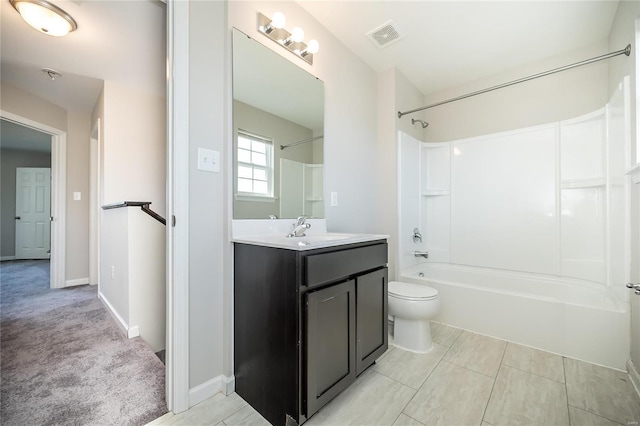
[231, 219, 387, 251]
[232, 232, 388, 251]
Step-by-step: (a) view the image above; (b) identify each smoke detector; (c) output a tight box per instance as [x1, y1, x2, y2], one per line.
[42, 68, 62, 80]
[366, 21, 403, 49]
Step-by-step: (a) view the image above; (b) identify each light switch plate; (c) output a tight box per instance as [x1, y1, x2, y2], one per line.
[73, 192, 81, 201]
[331, 192, 338, 206]
[197, 148, 220, 173]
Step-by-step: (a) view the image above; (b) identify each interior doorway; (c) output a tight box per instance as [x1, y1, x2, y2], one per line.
[0, 111, 67, 288]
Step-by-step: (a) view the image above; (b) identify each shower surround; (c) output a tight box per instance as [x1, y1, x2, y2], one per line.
[397, 78, 631, 369]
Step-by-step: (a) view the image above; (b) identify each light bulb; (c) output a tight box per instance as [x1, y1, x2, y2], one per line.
[270, 12, 286, 29]
[306, 39, 320, 55]
[290, 27, 304, 43]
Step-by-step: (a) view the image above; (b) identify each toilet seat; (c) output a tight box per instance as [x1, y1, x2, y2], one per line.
[389, 281, 438, 301]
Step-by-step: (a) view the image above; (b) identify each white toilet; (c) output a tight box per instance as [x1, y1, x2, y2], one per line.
[388, 281, 440, 353]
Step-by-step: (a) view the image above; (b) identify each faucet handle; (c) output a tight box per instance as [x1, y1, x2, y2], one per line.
[296, 216, 308, 225]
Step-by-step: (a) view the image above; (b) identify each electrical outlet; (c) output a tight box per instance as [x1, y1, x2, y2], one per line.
[111, 266, 115, 280]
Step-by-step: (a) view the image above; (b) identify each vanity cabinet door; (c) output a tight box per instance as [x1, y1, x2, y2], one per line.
[305, 279, 356, 418]
[356, 267, 389, 375]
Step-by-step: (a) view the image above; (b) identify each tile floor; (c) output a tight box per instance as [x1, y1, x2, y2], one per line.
[149, 323, 640, 426]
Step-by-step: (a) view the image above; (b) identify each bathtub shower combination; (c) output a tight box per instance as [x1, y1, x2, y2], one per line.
[397, 78, 632, 370]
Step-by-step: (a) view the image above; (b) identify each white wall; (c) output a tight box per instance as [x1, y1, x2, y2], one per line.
[189, 0, 229, 391]
[607, 0, 640, 375]
[101, 81, 166, 215]
[65, 109, 91, 281]
[419, 41, 610, 142]
[1, 82, 90, 282]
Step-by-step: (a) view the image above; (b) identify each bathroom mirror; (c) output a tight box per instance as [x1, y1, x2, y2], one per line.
[232, 28, 325, 220]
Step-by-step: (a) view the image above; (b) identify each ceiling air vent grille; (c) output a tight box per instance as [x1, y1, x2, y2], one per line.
[367, 21, 403, 48]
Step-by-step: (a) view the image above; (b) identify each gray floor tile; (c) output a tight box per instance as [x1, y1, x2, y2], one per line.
[155, 392, 246, 425]
[372, 343, 447, 389]
[502, 342, 565, 383]
[306, 370, 416, 426]
[431, 322, 462, 347]
[565, 358, 640, 426]
[392, 413, 425, 426]
[403, 361, 494, 426]
[222, 405, 270, 426]
[484, 365, 569, 426]
[568, 406, 623, 426]
[443, 331, 507, 377]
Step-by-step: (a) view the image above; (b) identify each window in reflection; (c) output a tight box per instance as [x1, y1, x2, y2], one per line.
[237, 130, 274, 198]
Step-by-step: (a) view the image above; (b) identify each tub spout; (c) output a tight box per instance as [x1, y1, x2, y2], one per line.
[414, 251, 429, 259]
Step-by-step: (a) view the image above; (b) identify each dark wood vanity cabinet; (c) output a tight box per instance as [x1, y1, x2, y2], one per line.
[234, 240, 388, 426]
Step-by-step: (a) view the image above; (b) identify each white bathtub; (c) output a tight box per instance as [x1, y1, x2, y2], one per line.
[399, 263, 630, 370]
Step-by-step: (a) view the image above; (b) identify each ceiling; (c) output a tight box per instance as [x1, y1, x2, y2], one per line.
[299, 1, 620, 95]
[0, 0, 165, 153]
[0, 0, 166, 112]
[0, 0, 621, 143]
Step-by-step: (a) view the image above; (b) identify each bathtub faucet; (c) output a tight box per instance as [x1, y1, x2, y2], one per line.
[412, 228, 422, 243]
[414, 251, 429, 259]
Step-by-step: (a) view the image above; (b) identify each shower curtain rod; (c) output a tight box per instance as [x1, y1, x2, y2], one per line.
[280, 135, 324, 150]
[397, 44, 631, 119]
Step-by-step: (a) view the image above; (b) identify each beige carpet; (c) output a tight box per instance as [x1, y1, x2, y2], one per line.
[0, 259, 167, 425]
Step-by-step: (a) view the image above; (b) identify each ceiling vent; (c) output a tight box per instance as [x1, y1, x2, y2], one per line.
[366, 21, 403, 49]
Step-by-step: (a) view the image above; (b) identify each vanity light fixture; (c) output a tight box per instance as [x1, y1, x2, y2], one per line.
[257, 12, 319, 65]
[10, 0, 78, 37]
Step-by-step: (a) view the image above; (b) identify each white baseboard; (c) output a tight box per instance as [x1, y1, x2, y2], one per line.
[628, 359, 640, 398]
[98, 291, 131, 338]
[0, 256, 16, 261]
[65, 277, 90, 287]
[128, 325, 140, 339]
[189, 375, 235, 407]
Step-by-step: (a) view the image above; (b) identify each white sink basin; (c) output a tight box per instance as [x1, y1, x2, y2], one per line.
[233, 232, 387, 250]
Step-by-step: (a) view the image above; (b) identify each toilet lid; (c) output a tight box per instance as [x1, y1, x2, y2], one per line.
[389, 281, 438, 300]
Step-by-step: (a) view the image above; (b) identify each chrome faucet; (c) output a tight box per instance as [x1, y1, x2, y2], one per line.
[287, 216, 311, 238]
[412, 228, 423, 243]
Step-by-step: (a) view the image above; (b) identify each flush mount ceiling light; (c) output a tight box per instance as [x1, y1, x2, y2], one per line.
[10, 0, 78, 37]
[257, 12, 319, 65]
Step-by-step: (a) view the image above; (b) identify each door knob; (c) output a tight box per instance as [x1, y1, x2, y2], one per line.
[626, 283, 640, 295]
[15, 216, 20, 220]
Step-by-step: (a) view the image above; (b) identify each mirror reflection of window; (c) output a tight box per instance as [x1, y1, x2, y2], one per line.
[237, 130, 273, 198]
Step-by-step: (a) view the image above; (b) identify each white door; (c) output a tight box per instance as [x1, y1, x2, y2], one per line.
[15, 167, 51, 259]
